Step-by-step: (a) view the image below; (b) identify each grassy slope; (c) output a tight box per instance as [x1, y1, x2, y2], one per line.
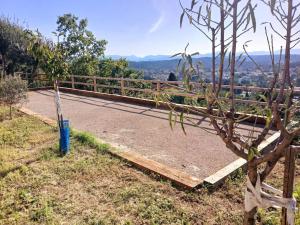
[0, 106, 299, 225]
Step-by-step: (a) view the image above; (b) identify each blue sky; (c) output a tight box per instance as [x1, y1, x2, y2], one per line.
[0, 0, 293, 57]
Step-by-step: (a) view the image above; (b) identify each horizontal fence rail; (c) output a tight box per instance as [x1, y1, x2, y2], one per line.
[21, 73, 300, 106]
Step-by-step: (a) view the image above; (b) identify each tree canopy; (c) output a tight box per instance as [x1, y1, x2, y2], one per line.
[55, 14, 107, 76]
[0, 14, 142, 80]
[0, 17, 36, 77]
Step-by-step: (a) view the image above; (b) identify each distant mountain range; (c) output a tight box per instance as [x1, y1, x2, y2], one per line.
[128, 54, 300, 76]
[109, 48, 300, 62]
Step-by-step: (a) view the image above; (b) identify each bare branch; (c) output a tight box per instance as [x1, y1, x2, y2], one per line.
[291, 39, 300, 49]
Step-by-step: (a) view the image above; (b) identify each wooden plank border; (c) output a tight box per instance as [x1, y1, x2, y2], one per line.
[203, 131, 280, 187]
[18, 106, 202, 189]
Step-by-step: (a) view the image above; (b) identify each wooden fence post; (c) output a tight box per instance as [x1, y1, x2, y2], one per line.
[93, 76, 97, 92]
[281, 146, 296, 225]
[71, 75, 75, 89]
[121, 78, 125, 96]
[156, 81, 161, 93]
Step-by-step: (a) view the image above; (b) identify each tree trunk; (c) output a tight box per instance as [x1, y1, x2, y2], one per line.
[229, 0, 238, 113]
[281, 147, 296, 225]
[211, 30, 216, 93]
[217, 0, 225, 97]
[243, 161, 258, 225]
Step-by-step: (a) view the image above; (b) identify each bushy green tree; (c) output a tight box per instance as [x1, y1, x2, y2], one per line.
[0, 75, 27, 118]
[0, 17, 36, 78]
[28, 31, 69, 128]
[98, 58, 143, 79]
[27, 31, 69, 82]
[55, 14, 107, 76]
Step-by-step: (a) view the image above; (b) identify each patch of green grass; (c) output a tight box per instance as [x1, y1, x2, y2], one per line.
[30, 199, 54, 223]
[257, 208, 280, 225]
[40, 145, 61, 161]
[71, 129, 110, 153]
[0, 114, 55, 149]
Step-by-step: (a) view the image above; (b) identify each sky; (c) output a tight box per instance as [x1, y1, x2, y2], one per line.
[0, 0, 296, 57]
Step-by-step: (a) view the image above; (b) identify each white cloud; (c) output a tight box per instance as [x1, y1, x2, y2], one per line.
[149, 14, 165, 33]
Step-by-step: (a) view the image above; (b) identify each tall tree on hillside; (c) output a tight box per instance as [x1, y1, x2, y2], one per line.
[0, 17, 36, 78]
[165, 0, 300, 224]
[55, 14, 107, 76]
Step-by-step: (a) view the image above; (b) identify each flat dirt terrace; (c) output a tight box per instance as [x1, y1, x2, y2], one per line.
[25, 90, 271, 180]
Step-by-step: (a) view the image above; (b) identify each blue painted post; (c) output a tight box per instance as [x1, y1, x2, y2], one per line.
[59, 120, 70, 154]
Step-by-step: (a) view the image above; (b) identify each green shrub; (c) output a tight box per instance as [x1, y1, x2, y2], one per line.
[0, 75, 27, 118]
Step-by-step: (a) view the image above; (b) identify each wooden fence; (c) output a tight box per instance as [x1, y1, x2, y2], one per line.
[20, 73, 300, 107]
[57, 75, 300, 106]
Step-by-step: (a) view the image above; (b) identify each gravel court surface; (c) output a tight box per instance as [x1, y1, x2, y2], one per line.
[25, 90, 270, 179]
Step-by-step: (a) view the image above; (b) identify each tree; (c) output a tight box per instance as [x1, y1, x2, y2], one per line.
[28, 32, 69, 82]
[166, 0, 300, 224]
[0, 75, 27, 119]
[167, 72, 177, 81]
[55, 14, 107, 76]
[27, 31, 69, 128]
[0, 17, 36, 78]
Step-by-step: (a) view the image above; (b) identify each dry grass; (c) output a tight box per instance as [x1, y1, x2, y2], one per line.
[0, 106, 299, 225]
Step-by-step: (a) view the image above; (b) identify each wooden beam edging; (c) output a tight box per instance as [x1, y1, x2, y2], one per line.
[18, 106, 202, 189]
[203, 131, 281, 187]
[19, 107, 57, 127]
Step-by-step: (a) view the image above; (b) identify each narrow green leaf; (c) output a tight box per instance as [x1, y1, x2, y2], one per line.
[238, 57, 246, 67]
[248, 148, 255, 161]
[173, 113, 178, 127]
[227, 51, 231, 69]
[197, 6, 202, 22]
[181, 61, 187, 78]
[171, 52, 182, 58]
[176, 58, 182, 73]
[187, 55, 193, 67]
[188, 15, 193, 24]
[191, 0, 197, 10]
[244, 13, 251, 31]
[265, 108, 272, 126]
[184, 43, 190, 53]
[258, 94, 267, 102]
[207, 7, 211, 29]
[180, 112, 186, 135]
[180, 11, 185, 28]
[249, 3, 256, 32]
[169, 111, 173, 130]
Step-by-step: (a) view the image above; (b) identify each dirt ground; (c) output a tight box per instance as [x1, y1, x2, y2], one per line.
[25, 90, 273, 180]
